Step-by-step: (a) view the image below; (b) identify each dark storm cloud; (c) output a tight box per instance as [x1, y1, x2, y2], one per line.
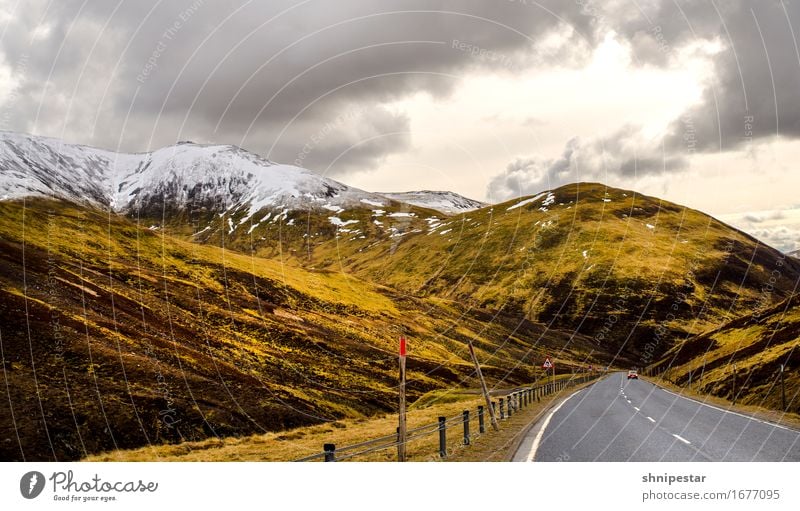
[620, 0, 800, 152]
[489, 0, 800, 200]
[0, 0, 599, 177]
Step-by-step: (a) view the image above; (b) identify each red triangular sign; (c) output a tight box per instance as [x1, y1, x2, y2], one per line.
[542, 357, 553, 369]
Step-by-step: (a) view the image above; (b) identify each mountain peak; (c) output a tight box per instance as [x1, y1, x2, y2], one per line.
[0, 131, 384, 216]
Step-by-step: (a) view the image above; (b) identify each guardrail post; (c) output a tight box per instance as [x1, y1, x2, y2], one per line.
[323, 443, 336, 462]
[463, 410, 470, 445]
[438, 417, 447, 458]
[499, 397, 505, 419]
[781, 364, 787, 412]
[508, 395, 513, 417]
[478, 405, 486, 434]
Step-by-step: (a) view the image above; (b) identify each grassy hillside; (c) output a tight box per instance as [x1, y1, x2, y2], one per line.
[0, 199, 607, 461]
[654, 292, 800, 412]
[3, 181, 796, 461]
[306, 183, 800, 361]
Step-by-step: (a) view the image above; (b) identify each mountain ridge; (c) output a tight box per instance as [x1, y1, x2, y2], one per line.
[0, 131, 484, 219]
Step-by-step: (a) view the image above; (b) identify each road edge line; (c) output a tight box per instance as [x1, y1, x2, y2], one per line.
[646, 378, 799, 433]
[505, 377, 603, 462]
[524, 387, 585, 462]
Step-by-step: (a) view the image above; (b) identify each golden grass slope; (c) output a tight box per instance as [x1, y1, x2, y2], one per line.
[0, 198, 606, 461]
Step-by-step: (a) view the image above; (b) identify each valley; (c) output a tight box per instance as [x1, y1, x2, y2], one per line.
[1, 132, 798, 461]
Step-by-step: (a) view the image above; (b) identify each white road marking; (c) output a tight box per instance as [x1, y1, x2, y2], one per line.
[626, 399, 631, 403]
[634, 407, 640, 411]
[646, 417, 655, 423]
[659, 387, 795, 432]
[672, 434, 691, 444]
[526, 388, 584, 462]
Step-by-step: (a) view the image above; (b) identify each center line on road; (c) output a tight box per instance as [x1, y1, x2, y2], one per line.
[646, 416, 655, 423]
[634, 407, 640, 411]
[672, 434, 691, 444]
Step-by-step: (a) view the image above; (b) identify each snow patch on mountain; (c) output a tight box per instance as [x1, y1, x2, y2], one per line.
[507, 193, 546, 211]
[379, 190, 486, 215]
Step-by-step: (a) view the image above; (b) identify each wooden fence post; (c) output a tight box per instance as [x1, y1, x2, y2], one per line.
[438, 417, 447, 458]
[324, 443, 336, 462]
[463, 410, 470, 445]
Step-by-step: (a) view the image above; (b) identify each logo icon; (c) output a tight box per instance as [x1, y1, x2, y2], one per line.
[20, 471, 45, 499]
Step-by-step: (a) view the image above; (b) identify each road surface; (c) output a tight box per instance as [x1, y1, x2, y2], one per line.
[514, 373, 800, 461]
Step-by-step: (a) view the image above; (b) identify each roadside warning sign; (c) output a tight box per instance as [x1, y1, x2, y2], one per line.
[542, 357, 553, 369]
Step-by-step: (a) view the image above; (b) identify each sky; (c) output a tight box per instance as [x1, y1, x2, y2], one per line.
[1, 0, 799, 252]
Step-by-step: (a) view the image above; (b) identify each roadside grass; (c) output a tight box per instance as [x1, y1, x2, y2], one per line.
[85, 392, 488, 462]
[85, 376, 603, 462]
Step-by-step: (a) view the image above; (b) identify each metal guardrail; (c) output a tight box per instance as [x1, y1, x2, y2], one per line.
[293, 373, 601, 462]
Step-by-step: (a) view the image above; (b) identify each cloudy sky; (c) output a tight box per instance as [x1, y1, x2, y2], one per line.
[1, 0, 799, 251]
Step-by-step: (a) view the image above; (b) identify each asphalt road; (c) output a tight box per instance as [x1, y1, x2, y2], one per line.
[513, 373, 800, 461]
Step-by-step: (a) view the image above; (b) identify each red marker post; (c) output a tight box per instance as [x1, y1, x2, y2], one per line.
[398, 336, 407, 462]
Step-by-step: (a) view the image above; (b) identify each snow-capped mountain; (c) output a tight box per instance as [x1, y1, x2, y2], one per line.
[789, 249, 800, 259]
[379, 191, 486, 215]
[0, 131, 388, 217]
